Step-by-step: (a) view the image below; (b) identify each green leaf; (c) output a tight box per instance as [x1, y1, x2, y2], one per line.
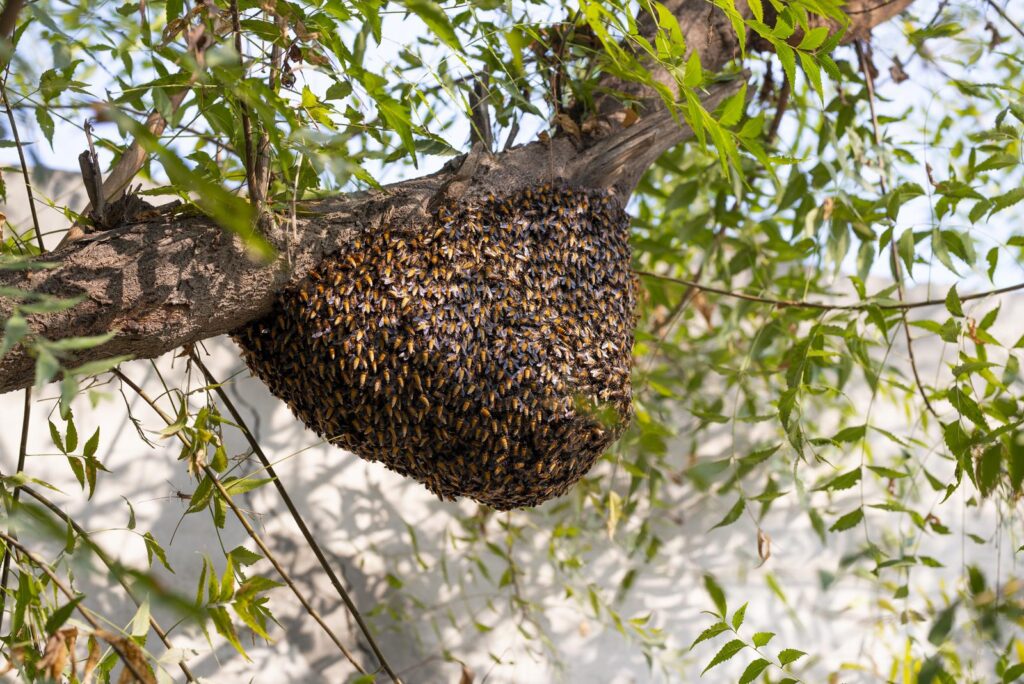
[718, 83, 747, 127]
[122, 496, 136, 530]
[0, 314, 28, 359]
[401, 0, 461, 51]
[748, 0, 764, 23]
[776, 42, 797, 89]
[798, 51, 823, 100]
[44, 596, 83, 634]
[731, 603, 747, 630]
[945, 285, 963, 317]
[752, 631, 775, 647]
[83, 428, 100, 459]
[798, 26, 830, 50]
[144, 531, 173, 572]
[35, 106, 55, 146]
[977, 444, 1002, 496]
[229, 546, 263, 567]
[223, 476, 273, 496]
[702, 638, 746, 675]
[829, 507, 864, 532]
[1003, 663, 1024, 682]
[703, 574, 728, 617]
[34, 347, 60, 388]
[927, 603, 957, 645]
[710, 496, 745, 530]
[690, 621, 730, 649]
[48, 421, 65, 456]
[778, 648, 806, 667]
[683, 49, 703, 88]
[739, 658, 772, 684]
[65, 418, 78, 453]
[817, 467, 862, 491]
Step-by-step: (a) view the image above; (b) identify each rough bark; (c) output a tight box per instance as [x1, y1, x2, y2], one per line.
[0, 0, 914, 395]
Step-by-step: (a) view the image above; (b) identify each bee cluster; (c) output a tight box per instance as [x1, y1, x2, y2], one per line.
[233, 183, 636, 509]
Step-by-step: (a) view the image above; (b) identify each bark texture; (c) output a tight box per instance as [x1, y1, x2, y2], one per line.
[0, 0, 914, 395]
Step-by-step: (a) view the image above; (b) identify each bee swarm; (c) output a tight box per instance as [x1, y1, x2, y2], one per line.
[233, 183, 636, 510]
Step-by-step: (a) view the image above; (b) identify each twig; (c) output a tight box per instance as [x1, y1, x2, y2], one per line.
[766, 75, 791, 144]
[0, 531, 152, 683]
[111, 368, 370, 676]
[649, 223, 726, 337]
[856, 39, 938, 418]
[985, 0, 1024, 40]
[0, 387, 30, 636]
[0, 82, 42, 251]
[635, 269, 1024, 311]
[230, 0, 260, 209]
[189, 351, 402, 683]
[16, 484, 197, 682]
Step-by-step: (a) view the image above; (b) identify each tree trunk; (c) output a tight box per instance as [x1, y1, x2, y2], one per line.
[0, 0, 914, 395]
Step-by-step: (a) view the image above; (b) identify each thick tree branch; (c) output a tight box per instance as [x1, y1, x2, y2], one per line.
[0, 0, 914, 395]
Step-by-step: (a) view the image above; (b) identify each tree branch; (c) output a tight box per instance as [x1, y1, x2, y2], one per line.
[0, 0, 915, 395]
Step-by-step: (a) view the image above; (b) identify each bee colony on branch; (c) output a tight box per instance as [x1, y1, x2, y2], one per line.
[234, 182, 636, 509]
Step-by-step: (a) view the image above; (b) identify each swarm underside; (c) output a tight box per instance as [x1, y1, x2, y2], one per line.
[233, 183, 636, 509]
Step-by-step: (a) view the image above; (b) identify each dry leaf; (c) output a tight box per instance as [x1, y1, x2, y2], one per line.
[756, 529, 771, 567]
[82, 636, 102, 684]
[459, 663, 475, 684]
[39, 628, 78, 681]
[551, 112, 581, 141]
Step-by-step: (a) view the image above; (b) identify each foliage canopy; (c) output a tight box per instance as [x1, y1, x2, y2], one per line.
[2, 0, 1024, 682]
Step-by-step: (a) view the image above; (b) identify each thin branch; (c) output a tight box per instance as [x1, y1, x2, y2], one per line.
[635, 270, 1024, 311]
[0, 387, 30, 636]
[188, 350, 401, 683]
[111, 368, 371, 677]
[1, 83, 42, 251]
[230, 0, 260, 209]
[649, 222, 726, 337]
[985, 0, 1024, 40]
[16, 484, 197, 682]
[0, 531, 152, 683]
[766, 75, 791, 144]
[856, 39, 938, 418]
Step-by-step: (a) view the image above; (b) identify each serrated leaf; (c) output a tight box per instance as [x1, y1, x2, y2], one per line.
[35, 107, 55, 146]
[798, 26, 829, 50]
[739, 658, 772, 684]
[402, 0, 461, 51]
[1, 314, 27, 359]
[44, 596, 83, 634]
[683, 49, 703, 88]
[776, 42, 797, 89]
[798, 51, 823, 99]
[229, 546, 263, 567]
[732, 603, 747, 630]
[817, 467, 862, 491]
[702, 638, 746, 675]
[829, 507, 863, 532]
[703, 574, 727, 617]
[945, 285, 963, 317]
[710, 496, 745, 530]
[690, 621, 730, 649]
[752, 631, 775, 647]
[748, 0, 763, 22]
[778, 648, 806, 666]
[223, 476, 273, 496]
[65, 418, 78, 453]
[83, 427, 100, 459]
